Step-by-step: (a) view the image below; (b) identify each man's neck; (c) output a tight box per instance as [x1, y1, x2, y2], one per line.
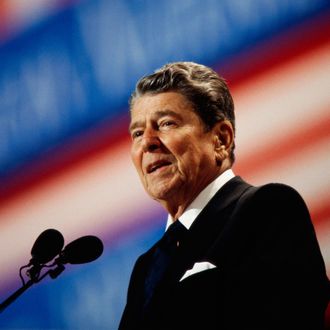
[163, 167, 234, 221]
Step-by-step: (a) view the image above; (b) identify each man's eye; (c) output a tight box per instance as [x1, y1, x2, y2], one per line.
[132, 130, 143, 139]
[161, 121, 175, 128]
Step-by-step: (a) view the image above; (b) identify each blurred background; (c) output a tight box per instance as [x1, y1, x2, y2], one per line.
[0, 0, 329, 328]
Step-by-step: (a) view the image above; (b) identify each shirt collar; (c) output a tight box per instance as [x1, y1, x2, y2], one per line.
[166, 169, 235, 230]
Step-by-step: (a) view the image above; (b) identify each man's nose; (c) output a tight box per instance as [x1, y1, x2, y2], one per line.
[141, 128, 161, 152]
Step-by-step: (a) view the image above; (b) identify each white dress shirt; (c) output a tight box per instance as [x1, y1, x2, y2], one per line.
[166, 169, 235, 230]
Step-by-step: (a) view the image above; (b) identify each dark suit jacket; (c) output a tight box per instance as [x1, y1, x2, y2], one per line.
[119, 176, 330, 330]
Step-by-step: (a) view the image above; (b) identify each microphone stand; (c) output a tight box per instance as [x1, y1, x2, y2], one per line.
[0, 233, 102, 313]
[0, 279, 35, 313]
[0, 264, 65, 313]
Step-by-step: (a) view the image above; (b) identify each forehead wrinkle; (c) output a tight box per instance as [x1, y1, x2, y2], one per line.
[129, 109, 183, 132]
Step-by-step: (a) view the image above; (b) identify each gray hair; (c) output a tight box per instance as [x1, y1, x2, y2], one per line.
[130, 61, 236, 163]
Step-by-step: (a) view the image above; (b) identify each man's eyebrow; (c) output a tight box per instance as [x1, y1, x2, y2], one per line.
[129, 121, 143, 133]
[155, 109, 182, 119]
[129, 109, 182, 133]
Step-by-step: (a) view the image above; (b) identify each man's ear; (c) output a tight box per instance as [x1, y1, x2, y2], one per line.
[213, 120, 234, 164]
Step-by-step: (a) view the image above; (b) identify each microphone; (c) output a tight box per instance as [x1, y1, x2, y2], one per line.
[27, 229, 65, 281]
[49, 235, 103, 279]
[30, 229, 65, 264]
[56, 235, 104, 265]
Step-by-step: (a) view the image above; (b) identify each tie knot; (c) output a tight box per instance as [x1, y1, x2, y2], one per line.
[163, 220, 188, 247]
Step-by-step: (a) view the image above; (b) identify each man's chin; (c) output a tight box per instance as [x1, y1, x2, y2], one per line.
[144, 174, 183, 200]
[148, 190, 173, 202]
[146, 184, 180, 203]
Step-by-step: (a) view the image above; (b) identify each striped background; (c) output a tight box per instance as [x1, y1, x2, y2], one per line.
[0, 0, 329, 328]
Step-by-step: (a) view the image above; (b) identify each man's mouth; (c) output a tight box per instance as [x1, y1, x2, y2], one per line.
[147, 160, 172, 174]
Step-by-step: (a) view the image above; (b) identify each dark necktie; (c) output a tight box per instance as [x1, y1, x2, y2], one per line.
[143, 220, 188, 308]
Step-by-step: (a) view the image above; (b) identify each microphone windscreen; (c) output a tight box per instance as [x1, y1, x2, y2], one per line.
[31, 229, 65, 264]
[59, 236, 104, 264]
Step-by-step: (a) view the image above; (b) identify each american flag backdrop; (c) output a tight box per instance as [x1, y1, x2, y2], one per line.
[0, 0, 329, 329]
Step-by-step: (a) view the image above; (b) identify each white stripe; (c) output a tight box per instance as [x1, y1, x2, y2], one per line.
[234, 44, 330, 159]
[241, 138, 330, 208]
[0, 44, 329, 285]
[315, 219, 330, 278]
[0, 141, 157, 286]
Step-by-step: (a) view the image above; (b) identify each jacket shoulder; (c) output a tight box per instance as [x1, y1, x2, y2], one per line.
[247, 182, 311, 218]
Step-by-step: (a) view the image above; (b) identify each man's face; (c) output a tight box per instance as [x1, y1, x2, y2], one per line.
[129, 92, 220, 207]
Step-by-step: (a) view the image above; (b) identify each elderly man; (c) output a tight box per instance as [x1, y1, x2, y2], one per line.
[119, 62, 329, 330]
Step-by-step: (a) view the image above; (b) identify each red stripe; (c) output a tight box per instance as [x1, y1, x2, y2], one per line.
[1, 10, 329, 205]
[234, 111, 330, 177]
[0, 114, 130, 206]
[0, 0, 10, 40]
[311, 199, 330, 227]
[215, 9, 330, 86]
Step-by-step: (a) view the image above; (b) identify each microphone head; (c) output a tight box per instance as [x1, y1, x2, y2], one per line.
[31, 229, 65, 264]
[58, 235, 104, 265]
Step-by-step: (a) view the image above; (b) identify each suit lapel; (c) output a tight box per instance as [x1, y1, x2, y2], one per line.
[141, 177, 252, 313]
[168, 176, 252, 281]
